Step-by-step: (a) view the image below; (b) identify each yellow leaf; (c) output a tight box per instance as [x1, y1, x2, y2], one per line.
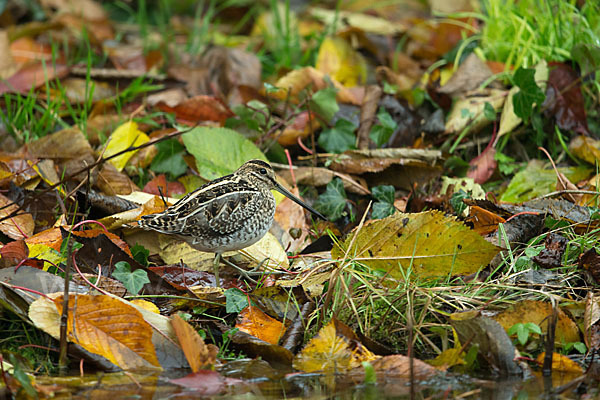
[332, 211, 500, 279]
[293, 319, 378, 373]
[427, 348, 466, 370]
[316, 37, 366, 87]
[493, 300, 580, 345]
[535, 352, 583, 374]
[130, 299, 160, 314]
[103, 121, 150, 171]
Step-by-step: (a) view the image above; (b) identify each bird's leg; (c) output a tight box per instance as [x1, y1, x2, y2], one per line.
[213, 252, 221, 287]
[221, 257, 258, 284]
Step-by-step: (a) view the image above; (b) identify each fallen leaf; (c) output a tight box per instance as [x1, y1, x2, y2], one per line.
[171, 314, 218, 372]
[236, 306, 286, 345]
[0, 193, 34, 240]
[103, 121, 150, 171]
[535, 352, 583, 374]
[332, 211, 500, 279]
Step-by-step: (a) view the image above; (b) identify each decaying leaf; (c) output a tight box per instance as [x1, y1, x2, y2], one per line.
[333, 211, 500, 279]
[293, 318, 378, 374]
[535, 352, 583, 374]
[0, 193, 34, 240]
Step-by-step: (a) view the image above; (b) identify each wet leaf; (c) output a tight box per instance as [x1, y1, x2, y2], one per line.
[169, 370, 243, 395]
[171, 314, 218, 372]
[535, 352, 583, 374]
[543, 62, 589, 134]
[235, 306, 286, 345]
[294, 319, 378, 374]
[333, 211, 500, 279]
[182, 127, 267, 181]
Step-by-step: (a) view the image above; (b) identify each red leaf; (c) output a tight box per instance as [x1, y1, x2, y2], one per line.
[0, 62, 69, 95]
[157, 95, 234, 125]
[543, 62, 589, 135]
[143, 174, 185, 197]
[468, 145, 496, 184]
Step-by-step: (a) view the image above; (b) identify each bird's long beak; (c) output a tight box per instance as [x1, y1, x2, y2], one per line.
[274, 182, 326, 220]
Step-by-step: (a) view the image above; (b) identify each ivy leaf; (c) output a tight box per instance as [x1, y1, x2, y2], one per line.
[150, 139, 188, 178]
[372, 185, 395, 203]
[370, 109, 397, 147]
[371, 202, 395, 219]
[314, 178, 348, 221]
[310, 87, 339, 123]
[112, 261, 150, 295]
[131, 244, 149, 267]
[513, 67, 545, 120]
[450, 190, 469, 215]
[225, 288, 248, 313]
[371, 185, 396, 219]
[318, 118, 356, 153]
[483, 102, 497, 121]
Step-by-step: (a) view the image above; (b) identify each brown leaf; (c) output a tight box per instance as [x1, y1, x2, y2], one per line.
[543, 62, 589, 135]
[467, 145, 496, 184]
[24, 127, 93, 160]
[54, 294, 161, 370]
[0, 193, 34, 240]
[0, 61, 69, 95]
[0, 239, 29, 267]
[349, 354, 438, 381]
[535, 352, 583, 374]
[171, 314, 218, 372]
[439, 53, 494, 96]
[96, 163, 139, 196]
[157, 95, 234, 125]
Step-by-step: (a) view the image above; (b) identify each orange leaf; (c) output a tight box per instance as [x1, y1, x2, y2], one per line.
[171, 314, 218, 372]
[235, 306, 286, 345]
[54, 294, 161, 370]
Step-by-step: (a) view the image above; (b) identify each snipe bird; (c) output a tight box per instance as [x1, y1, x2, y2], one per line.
[138, 159, 325, 284]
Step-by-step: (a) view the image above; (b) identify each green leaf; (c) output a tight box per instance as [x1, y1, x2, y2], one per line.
[573, 342, 587, 354]
[372, 185, 395, 204]
[112, 261, 150, 295]
[314, 178, 348, 221]
[150, 139, 188, 178]
[225, 288, 248, 313]
[310, 87, 339, 123]
[371, 202, 395, 219]
[131, 244, 150, 267]
[512, 67, 545, 120]
[369, 109, 397, 148]
[483, 102, 496, 121]
[182, 127, 267, 180]
[524, 322, 542, 335]
[318, 118, 356, 153]
[362, 361, 377, 384]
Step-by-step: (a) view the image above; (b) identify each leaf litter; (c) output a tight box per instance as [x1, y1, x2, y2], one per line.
[0, 0, 599, 398]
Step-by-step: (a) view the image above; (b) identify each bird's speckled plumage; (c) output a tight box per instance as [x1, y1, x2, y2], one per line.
[139, 159, 324, 259]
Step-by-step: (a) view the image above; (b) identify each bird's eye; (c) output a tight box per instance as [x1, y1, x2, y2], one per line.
[259, 168, 267, 175]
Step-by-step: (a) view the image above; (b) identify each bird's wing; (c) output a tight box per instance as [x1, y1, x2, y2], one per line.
[140, 179, 265, 236]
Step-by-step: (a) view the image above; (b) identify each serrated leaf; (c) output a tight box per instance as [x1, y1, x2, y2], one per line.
[310, 87, 339, 123]
[112, 261, 150, 295]
[150, 139, 188, 178]
[314, 178, 348, 221]
[318, 118, 356, 153]
[182, 127, 267, 180]
[332, 211, 501, 279]
[225, 288, 248, 313]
